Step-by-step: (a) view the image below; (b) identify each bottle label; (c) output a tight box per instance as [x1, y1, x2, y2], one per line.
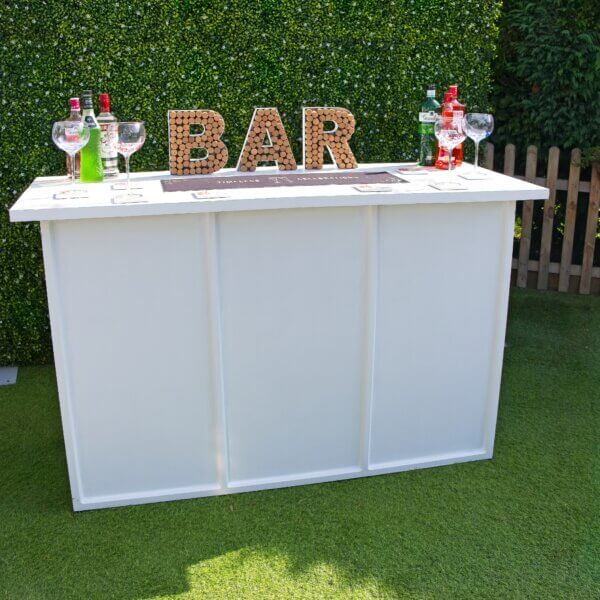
[100, 123, 118, 159]
[452, 110, 464, 127]
[419, 111, 437, 123]
[65, 125, 81, 142]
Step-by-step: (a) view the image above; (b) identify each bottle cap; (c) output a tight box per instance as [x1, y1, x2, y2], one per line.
[448, 84, 458, 98]
[81, 94, 93, 110]
[99, 92, 110, 112]
[69, 97, 80, 110]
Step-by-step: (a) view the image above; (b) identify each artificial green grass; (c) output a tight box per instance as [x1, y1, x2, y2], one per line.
[0, 288, 598, 599]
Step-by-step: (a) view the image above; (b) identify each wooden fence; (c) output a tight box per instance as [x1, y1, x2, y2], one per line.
[485, 144, 600, 295]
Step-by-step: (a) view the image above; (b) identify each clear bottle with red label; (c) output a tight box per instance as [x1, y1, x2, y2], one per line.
[448, 84, 465, 166]
[434, 92, 456, 169]
[97, 93, 119, 178]
[65, 97, 82, 179]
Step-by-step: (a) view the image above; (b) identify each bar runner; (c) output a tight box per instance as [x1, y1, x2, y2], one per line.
[161, 171, 401, 192]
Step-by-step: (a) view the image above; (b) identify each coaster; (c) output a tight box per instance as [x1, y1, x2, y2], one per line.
[428, 181, 468, 191]
[192, 191, 231, 200]
[354, 184, 395, 193]
[111, 182, 143, 191]
[53, 190, 89, 200]
[396, 167, 431, 175]
[458, 170, 489, 180]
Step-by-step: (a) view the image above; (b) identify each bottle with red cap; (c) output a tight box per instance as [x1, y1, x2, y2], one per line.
[97, 92, 119, 177]
[434, 91, 456, 169]
[65, 97, 82, 179]
[448, 84, 465, 166]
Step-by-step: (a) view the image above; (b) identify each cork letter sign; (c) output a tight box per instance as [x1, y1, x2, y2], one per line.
[303, 107, 358, 170]
[168, 110, 228, 175]
[237, 108, 297, 172]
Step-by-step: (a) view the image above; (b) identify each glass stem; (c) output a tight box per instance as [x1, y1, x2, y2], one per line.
[125, 155, 131, 193]
[474, 141, 480, 170]
[447, 147, 452, 171]
[70, 153, 76, 186]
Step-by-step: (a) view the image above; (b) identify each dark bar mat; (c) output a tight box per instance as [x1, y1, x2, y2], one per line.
[161, 170, 401, 192]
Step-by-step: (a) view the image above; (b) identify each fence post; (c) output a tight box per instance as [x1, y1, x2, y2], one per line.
[517, 146, 538, 288]
[579, 162, 600, 294]
[484, 142, 494, 171]
[558, 149, 582, 292]
[503, 144, 515, 176]
[537, 147, 560, 289]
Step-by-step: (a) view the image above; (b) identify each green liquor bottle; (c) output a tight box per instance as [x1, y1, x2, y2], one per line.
[418, 84, 441, 166]
[80, 90, 104, 183]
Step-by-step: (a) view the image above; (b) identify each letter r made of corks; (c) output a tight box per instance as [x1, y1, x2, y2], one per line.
[168, 110, 228, 175]
[303, 107, 358, 170]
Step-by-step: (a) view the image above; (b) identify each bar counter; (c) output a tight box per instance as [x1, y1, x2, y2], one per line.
[10, 163, 548, 510]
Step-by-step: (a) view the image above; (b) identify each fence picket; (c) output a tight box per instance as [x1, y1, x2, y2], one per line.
[558, 149, 581, 292]
[503, 144, 515, 176]
[517, 146, 538, 287]
[484, 143, 494, 171]
[537, 147, 560, 289]
[579, 163, 600, 294]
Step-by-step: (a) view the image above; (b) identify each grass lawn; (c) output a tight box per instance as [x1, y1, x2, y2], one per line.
[0, 288, 598, 599]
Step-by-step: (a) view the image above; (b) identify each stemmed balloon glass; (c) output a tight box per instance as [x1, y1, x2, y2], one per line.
[113, 121, 146, 204]
[462, 113, 494, 177]
[434, 115, 466, 172]
[51, 121, 90, 199]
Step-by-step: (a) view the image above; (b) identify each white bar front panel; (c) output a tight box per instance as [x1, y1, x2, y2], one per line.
[46, 215, 219, 501]
[217, 208, 367, 484]
[41, 201, 515, 510]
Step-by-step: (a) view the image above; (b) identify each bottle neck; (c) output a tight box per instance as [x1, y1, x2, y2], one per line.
[426, 90, 435, 98]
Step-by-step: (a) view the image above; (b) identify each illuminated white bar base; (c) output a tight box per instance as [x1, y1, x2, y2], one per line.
[10, 164, 548, 511]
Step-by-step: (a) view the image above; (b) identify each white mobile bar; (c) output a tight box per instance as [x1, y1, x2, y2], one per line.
[10, 163, 548, 511]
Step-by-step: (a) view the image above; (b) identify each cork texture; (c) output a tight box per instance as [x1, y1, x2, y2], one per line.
[168, 110, 228, 175]
[237, 108, 297, 172]
[303, 107, 358, 170]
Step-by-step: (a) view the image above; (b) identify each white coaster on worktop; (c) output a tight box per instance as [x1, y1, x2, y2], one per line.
[458, 170, 490, 180]
[192, 190, 232, 200]
[354, 184, 396, 193]
[396, 167, 432, 176]
[428, 181, 468, 191]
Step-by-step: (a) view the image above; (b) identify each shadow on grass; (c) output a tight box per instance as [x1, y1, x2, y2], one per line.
[1, 289, 598, 599]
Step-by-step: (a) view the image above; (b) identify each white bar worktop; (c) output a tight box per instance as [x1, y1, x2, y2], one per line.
[10, 162, 546, 222]
[9, 162, 548, 511]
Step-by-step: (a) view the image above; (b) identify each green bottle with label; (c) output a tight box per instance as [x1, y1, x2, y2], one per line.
[418, 84, 441, 166]
[79, 90, 104, 183]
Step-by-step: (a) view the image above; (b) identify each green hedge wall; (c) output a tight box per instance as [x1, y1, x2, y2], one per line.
[493, 0, 600, 161]
[0, 0, 501, 365]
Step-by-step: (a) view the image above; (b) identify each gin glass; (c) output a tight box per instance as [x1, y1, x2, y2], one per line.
[434, 115, 466, 172]
[462, 113, 494, 176]
[51, 121, 90, 199]
[113, 121, 146, 203]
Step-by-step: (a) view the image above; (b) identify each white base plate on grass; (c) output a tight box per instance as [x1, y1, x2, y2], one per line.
[0, 367, 18, 386]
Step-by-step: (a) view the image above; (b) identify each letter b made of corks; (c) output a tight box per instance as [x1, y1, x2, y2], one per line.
[168, 110, 228, 175]
[302, 107, 358, 170]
